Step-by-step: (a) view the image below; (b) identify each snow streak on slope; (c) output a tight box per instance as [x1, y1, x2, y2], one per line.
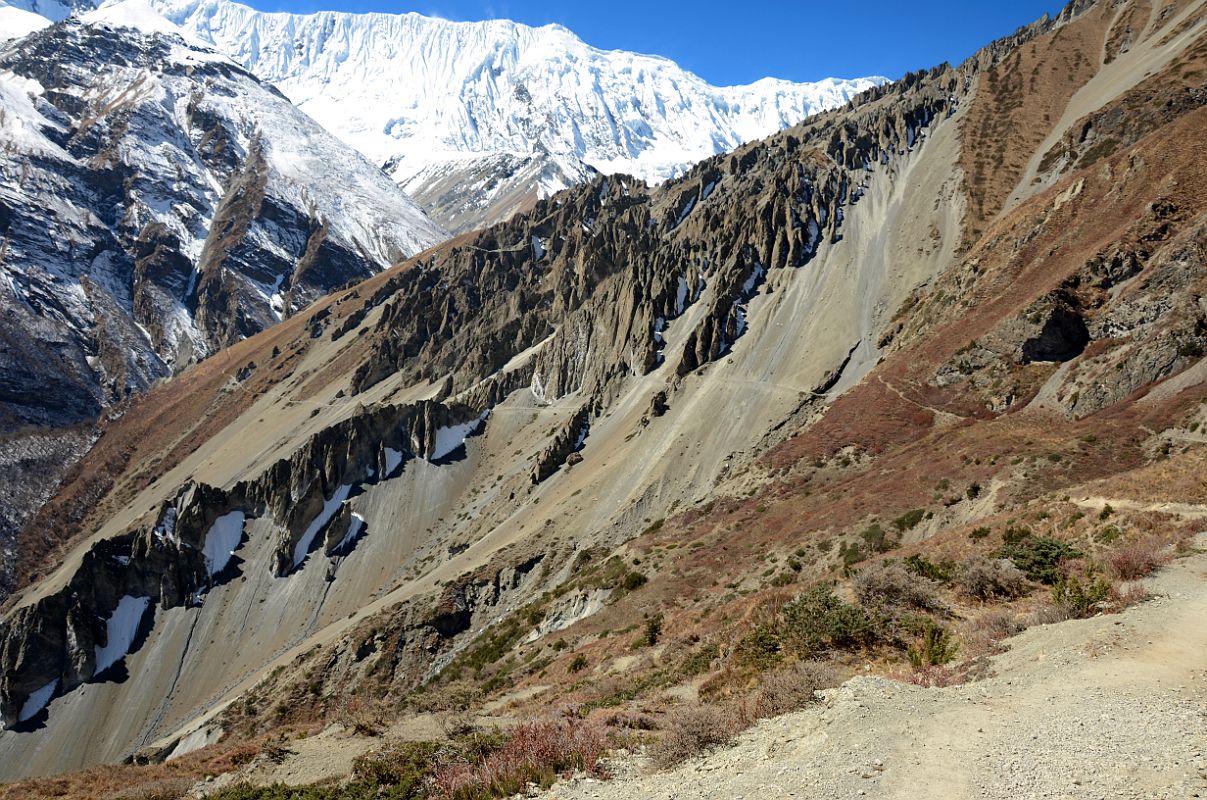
[93, 595, 150, 674]
[150, 0, 885, 192]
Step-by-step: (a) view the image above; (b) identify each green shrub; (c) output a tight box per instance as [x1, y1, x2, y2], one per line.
[681, 642, 720, 676]
[838, 541, 866, 568]
[621, 571, 649, 592]
[733, 624, 784, 669]
[637, 614, 664, 648]
[1002, 525, 1032, 545]
[904, 553, 956, 583]
[1053, 575, 1112, 618]
[351, 740, 441, 796]
[781, 585, 878, 657]
[906, 620, 959, 668]
[997, 536, 1082, 584]
[969, 527, 991, 541]
[892, 509, 927, 532]
[860, 523, 895, 553]
[568, 654, 589, 673]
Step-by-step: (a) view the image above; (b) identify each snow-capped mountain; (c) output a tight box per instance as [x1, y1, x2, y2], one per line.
[141, 0, 885, 231]
[0, 1, 445, 432]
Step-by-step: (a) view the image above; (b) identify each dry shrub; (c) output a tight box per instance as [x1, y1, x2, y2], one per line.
[109, 779, 193, 800]
[1115, 584, 1152, 608]
[698, 666, 748, 703]
[957, 557, 1031, 601]
[906, 664, 965, 688]
[1108, 538, 1172, 580]
[1026, 603, 1074, 626]
[754, 661, 841, 719]
[651, 705, 743, 770]
[432, 719, 607, 799]
[853, 561, 945, 612]
[972, 609, 1026, 647]
[603, 711, 658, 730]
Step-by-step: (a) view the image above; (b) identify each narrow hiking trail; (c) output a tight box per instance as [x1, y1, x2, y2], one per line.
[1074, 497, 1207, 519]
[542, 535, 1207, 800]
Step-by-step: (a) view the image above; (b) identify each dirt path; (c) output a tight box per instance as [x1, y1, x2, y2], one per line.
[876, 376, 967, 427]
[1074, 496, 1207, 519]
[544, 534, 1207, 800]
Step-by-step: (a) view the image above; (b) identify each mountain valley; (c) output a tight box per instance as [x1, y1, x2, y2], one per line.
[0, 0, 1205, 798]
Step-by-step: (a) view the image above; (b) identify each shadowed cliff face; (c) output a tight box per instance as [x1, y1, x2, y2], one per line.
[1, 0, 1205, 782]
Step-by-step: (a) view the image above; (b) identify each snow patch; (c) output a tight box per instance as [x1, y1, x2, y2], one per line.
[84, 0, 211, 51]
[94, 595, 151, 675]
[333, 512, 365, 555]
[0, 5, 50, 42]
[531, 372, 549, 404]
[17, 679, 57, 723]
[429, 411, 489, 462]
[153, 506, 178, 541]
[292, 484, 352, 569]
[202, 511, 244, 577]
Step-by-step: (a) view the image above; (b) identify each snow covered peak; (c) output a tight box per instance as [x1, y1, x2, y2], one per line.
[82, 0, 226, 57]
[147, 0, 886, 221]
[0, 16, 446, 432]
[84, 0, 186, 36]
[0, 4, 48, 41]
[0, 0, 89, 23]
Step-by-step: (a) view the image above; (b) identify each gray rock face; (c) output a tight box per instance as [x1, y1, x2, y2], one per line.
[0, 393, 490, 727]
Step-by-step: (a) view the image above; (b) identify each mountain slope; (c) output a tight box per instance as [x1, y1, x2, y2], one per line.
[0, 2, 445, 595]
[0, 0, 1204, 789]
[148, 0, 884, 232]
[0, 3, 445, 427]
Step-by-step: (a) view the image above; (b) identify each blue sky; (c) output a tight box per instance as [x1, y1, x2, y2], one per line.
[251, 0, 1066, 85]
